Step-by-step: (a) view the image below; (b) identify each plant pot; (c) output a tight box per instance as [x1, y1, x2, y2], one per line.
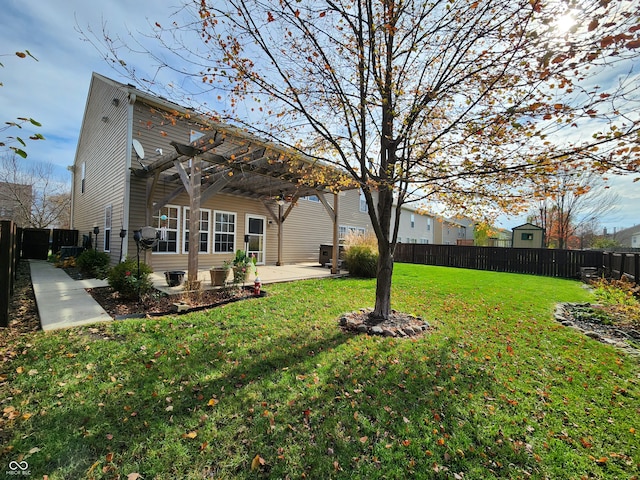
[164, 270, 185, 287]
[210, 268, 228, 286]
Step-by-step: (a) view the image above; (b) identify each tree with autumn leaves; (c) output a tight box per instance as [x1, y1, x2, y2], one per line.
[90, 0, 640, 322]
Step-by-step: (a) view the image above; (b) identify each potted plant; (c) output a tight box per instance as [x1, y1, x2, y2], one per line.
[227, 250, 256, 286]
[209, 264, 230, 286]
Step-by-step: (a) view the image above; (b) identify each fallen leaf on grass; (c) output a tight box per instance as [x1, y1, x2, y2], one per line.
[127, 474, 142, 480]
[182, 431, 197, 439]
[251, 454, 266, 471]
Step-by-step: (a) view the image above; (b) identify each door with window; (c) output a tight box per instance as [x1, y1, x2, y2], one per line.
[246, 215, 265, 265]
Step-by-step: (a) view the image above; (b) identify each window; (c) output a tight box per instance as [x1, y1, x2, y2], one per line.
[521, 232, 534, 241]
[301, 195, 320, 202]
[359, 190, 368, 213]
[214, 211, 236, 253]
[427, 218, 431, 231]
[153, 206, 180, 253]
[338, 225, 365, 242]
[183, 207, 211, 253]
[104, 205, 112, 252]
[410, 214, 415, 229]
[81, 162, 86, 194]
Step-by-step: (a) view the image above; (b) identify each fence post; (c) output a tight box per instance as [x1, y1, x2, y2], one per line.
[0, 220, 15, 328]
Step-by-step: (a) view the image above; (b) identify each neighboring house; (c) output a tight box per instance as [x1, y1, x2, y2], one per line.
[511, 223, 544, 248]
[609, 224, 640, 248]
[0, 181, 32, 227]
[488, 228, 512, 248]
[433, 217, 475, 245]
[71, 73, 361, 273]
[631, 231, 640, 249]
[393, 205, 436, 245]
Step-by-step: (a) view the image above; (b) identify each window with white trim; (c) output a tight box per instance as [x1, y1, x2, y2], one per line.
[153, 205, 180, 253]
[338, 225, 366, 242]
[359, 190, 368, 213]
[183, 207, 211, 253]
[104, 205, 112, 252]
[410, 214, 415, 228]
[81, 162, 86, 194]
[214, 211, 236, 253]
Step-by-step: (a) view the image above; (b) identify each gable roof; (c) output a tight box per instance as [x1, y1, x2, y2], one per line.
[512, 222, 543, 231]
[91, 73, 358, 205]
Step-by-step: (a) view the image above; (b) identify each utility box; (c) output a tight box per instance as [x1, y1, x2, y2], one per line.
[319, 244, 344, 267]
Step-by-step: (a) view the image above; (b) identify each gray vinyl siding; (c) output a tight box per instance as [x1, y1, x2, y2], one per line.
[71, 75, 129, 264]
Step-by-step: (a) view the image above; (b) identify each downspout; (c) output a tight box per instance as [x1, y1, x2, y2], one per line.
[122, 92, 136, 262]
[67, 165, 75, 228]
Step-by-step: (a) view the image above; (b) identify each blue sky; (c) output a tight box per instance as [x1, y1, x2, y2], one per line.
[1, 0, 638, 232]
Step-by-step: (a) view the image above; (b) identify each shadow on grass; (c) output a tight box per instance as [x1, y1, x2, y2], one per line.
[9, 321, 550, 479]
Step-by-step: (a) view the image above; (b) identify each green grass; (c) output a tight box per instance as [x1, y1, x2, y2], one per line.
[1, 264, 638, 479]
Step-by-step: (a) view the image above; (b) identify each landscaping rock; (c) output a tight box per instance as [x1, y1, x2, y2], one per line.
[337, 308, 433, 338]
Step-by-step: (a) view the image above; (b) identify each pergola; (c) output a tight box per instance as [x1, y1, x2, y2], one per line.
[130, 123, 357, 283]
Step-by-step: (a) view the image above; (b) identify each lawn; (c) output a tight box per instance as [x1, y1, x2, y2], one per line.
[1, 264, 638, 479]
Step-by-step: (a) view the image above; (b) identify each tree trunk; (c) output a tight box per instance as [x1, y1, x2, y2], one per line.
[370, 241, 394, 324]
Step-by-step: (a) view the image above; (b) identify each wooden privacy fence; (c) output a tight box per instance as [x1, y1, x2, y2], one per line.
[0, 225, 79, 327]
[394, 244, 639, 285]
[0, 221, 19, 327]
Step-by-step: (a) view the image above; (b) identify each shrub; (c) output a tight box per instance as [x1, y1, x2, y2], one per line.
[591, 277, 640, 326]
[344, 231, 378, 278]
[108, 258, 154, 300]
[75, 249, 110, 279]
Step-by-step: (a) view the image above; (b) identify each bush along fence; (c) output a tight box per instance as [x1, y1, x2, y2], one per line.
[394, 243, 639, 286]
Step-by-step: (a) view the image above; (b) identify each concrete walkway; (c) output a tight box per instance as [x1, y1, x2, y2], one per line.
[29, 260, 111, 331]
[30, 260, 343, 331]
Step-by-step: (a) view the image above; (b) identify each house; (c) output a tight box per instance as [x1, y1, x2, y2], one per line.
[70, 73, 463, 278]
[70, 73, 362, 277]
[433, 217, 475, 245]
[392, 205, 435, 245]
[0, 181, 32, 227]
[511, 222, 544, 248]
[632, 231, 640, 249]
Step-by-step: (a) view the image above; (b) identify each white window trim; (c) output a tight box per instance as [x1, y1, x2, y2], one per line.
[153, 205, 181, 254]
[245, 214, 266, 265]
[104, 204, 112, 253]
[359, 190, 368, 213]
[182, 207, 211, 254]
[213, 210, 237, 254]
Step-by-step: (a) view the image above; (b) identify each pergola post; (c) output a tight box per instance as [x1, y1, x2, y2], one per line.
[277, 203, 284, 266]
[332, 192, 339, 275]
[187, 156, 201, 284]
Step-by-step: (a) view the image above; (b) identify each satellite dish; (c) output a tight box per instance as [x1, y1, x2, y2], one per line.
[134, 226, 158, 249]
[132, 139, 145, 159]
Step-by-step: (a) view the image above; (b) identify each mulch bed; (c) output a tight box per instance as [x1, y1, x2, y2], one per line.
[86, 285, 259, 319]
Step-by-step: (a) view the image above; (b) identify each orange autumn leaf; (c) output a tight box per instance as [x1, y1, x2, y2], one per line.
[182, 431, 198, 439]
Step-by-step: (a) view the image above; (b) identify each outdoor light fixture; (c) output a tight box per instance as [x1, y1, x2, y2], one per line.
[93, 226, 99, 250]
[119, 229, 127, 263]
[276, 191, 286, 206]
[112, 98, 120, 107]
